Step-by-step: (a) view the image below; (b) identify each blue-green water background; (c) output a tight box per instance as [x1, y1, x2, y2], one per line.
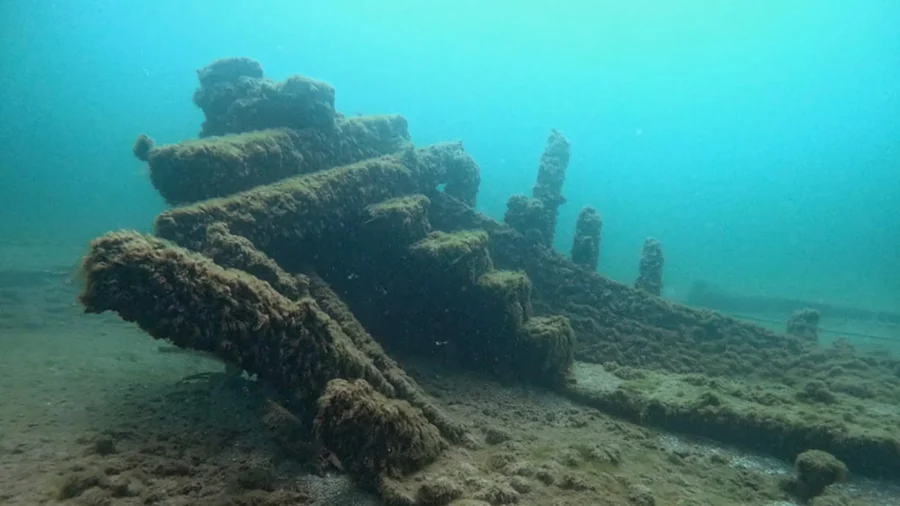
[1, 1, 898, 310]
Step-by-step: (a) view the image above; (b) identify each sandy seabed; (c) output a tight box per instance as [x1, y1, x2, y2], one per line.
[2, 243, 899, 506]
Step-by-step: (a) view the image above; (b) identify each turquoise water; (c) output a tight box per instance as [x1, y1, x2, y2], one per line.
[2, 3, 900, 503]
[1, 2, 897, 309]
[0, 0, 900, 308]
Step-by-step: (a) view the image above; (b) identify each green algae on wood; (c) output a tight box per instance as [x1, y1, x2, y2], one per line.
[144, 115, 412, 205]
[78, 231, 461, 488]
[364, 194, 432, 244]
[154, 143, 475, 253]
[410, 229, 490, 259]
[410, 230, 493, 284]
[304, 273, 467, 442]
[476, 270, 534, 343]
[149, 222, 465, 442]
[517, 315, 575, 387]
[562, 361, 900, 479]
[315, 378, 447, 490]
[201, 222, 308, 300]
[146, 128, 304, 205]
[476, 270, 532, 315]
[427, 193, 900, 479]
[429, 192, 814, 380]
[78, 231, 392, 401]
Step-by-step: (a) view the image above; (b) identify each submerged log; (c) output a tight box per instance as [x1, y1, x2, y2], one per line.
[200, 221, 309, 300]
[142, 115, 411, 205]
[78, 231, 393, 402]
[165, 221, 466, 441]
[154, 143, 480, 252]
[77, 231, 455, 485]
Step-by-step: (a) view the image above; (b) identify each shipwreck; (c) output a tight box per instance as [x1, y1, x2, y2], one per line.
[78, 57, 900, 502]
